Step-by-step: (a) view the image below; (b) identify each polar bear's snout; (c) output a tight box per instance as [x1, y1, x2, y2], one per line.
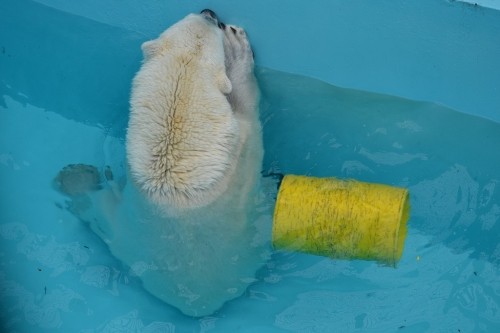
[200, 9, 225, 29]
[200, 9, 217, 20]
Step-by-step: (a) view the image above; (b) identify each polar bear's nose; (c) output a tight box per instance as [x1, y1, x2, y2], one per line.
[201, 9, 226, 29]
[201, 9, 218, 23]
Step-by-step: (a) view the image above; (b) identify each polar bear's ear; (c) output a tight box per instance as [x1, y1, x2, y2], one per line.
[141, 40, 161, 61]
[217, 72, 232, 95]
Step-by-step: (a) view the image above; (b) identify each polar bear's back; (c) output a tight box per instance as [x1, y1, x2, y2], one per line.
[127, 53, 239, 212]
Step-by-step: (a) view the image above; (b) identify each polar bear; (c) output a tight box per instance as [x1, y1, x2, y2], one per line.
[54, 10, 271, 317]
[127, 9, 261, 215]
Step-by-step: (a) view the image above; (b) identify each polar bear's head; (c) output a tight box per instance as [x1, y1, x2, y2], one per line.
[141, 10, 226, 63]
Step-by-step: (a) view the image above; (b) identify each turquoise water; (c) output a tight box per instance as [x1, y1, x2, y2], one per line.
[1, 0, 500, 331]
[1, 66, 500, 331]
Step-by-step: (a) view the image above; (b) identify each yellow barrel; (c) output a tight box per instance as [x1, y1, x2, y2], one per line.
[272, 175, 410, 266]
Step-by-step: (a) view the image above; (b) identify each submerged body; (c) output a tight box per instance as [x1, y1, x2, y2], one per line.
[56, 11, 270, 316]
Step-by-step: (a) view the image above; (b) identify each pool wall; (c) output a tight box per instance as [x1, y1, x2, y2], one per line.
[1, 1, 500, 331]
[31, 0, 500, 122]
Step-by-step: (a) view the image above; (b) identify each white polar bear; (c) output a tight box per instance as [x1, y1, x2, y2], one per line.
[54, 10, 271, 317]
[127, 9, 261, 215]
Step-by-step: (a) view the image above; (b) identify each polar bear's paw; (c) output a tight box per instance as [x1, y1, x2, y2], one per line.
[54, 164, 113, 196]
[222, 24, 258, 115]
[223, 24, 254, 81]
